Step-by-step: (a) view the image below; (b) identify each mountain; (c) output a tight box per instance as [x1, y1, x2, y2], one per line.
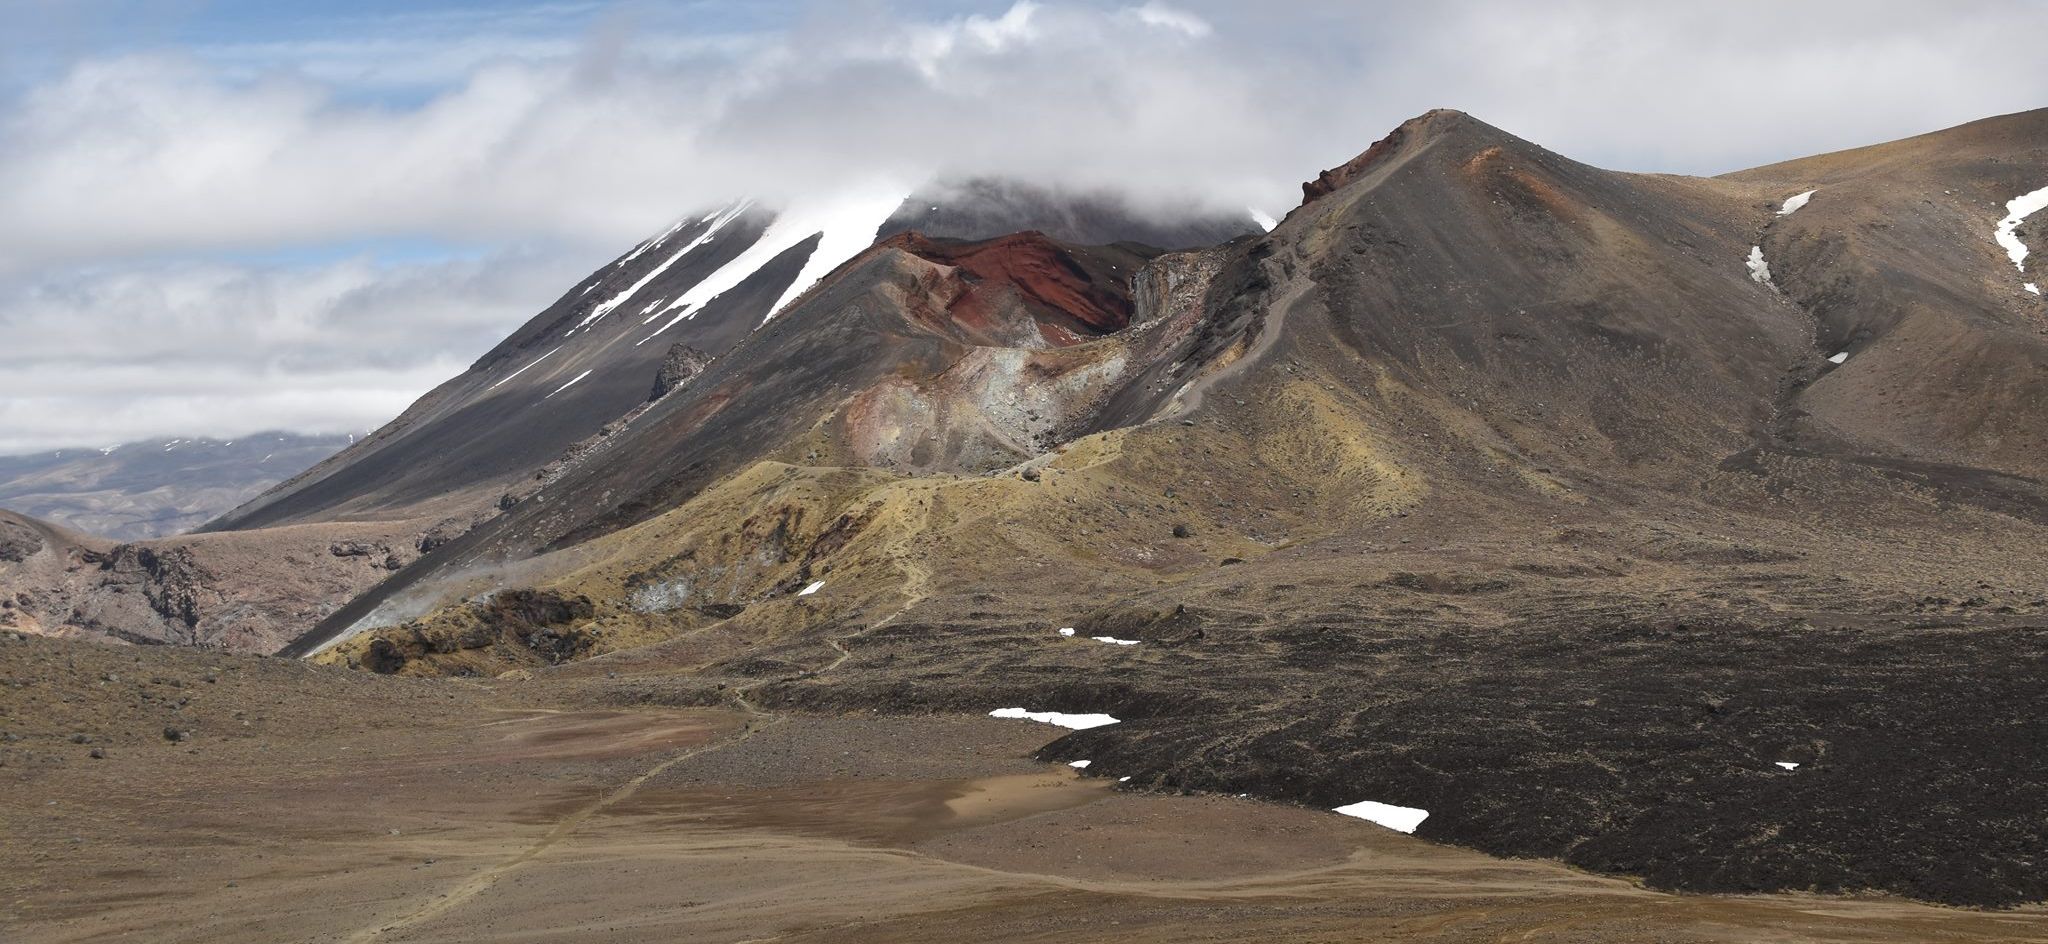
[202, 183, 1261, 535]
[0, 433, 352, 540]
[0, 184, 1261, 653]
[7, 110, 2048, 909]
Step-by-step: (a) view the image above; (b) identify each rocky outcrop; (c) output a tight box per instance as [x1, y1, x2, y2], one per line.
[0, 509, 419, 651]
[0, 516, 43, 563]
[650, 344, 715, 401]
[343, 589, 600, 676]
[1301, 109, 1457, 204]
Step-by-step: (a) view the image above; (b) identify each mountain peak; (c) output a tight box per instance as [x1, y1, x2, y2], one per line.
[1301, 109, 1462, 204]
[1298, 108, 1535, 205]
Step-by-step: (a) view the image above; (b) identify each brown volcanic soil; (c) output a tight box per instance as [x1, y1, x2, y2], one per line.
[7, 634, 2046, 944]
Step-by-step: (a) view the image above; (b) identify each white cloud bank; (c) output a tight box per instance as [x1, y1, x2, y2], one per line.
[1, 0, 2043, 452]
[0, 249, 587, 453]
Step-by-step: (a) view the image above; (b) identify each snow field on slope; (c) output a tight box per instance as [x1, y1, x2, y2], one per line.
[545, 370, 593, 398]
[576, 201, 750, 334]
[640, 187, 910, 344]
[1995, 184, 2048, 272]
[489, 347, 561, 389]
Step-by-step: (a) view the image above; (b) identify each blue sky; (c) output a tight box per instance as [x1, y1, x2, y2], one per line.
[1, 0, 2044, 453]
[2, 1, 785, 100]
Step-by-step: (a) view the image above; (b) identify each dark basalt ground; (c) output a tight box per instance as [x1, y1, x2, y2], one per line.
[730, 602, 2048, 907]
[1080, 615, 2048, 908]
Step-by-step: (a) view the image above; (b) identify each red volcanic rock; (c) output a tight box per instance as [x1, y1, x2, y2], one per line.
[882, 231, 1137, 344]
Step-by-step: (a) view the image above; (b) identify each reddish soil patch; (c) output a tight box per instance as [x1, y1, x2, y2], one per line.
[884, 231, 1137, 343]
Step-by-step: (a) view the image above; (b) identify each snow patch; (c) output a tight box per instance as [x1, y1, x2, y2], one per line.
[1249, 206, 1278, 231]
[622, 218, 686, 264]
[1746, 246, 1772, 285]
[797, 580, 825, 596]
[2027, 283, 2041, 295]
[1828, 351, 1849, 364]
[1091, 636, 1140, 646]
[1776, 761, 1801, 770]
[1333, 799, 1430, 834]
[1057, 627, 1076, 637]
[489, 347, 561, 389]
[764, 188, 914, 321]
[544, 369, 592, 398]
[1068, 760, 1091, 769]
[988, 708, 1121, 730]
[642, 186, 908, 344]
[1995, 184, 2048, 272]
[579, 201, 748, 333]
[1777, 189, 1816, 216]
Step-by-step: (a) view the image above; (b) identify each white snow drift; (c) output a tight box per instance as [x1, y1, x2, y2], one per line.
[1743, 190, 1814, 287]
[544, 369, 592, 398]
[1332, 799, 1430, 834]
[1746, 245, 1772, 285]
[489, 347, 560, 389]
[1778, 189, 1817, 216]
[988, 708, 1121, 730]
[1994, 184, 2048, 273]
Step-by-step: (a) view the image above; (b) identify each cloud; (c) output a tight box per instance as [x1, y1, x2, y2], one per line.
[1, 0, 2044, 453]
[899, 1, 1044, 78]
[9, 0, 2042, 270]
[0, 248, 590, 453]
[0, 1, 1320, 275]
[1129, 2, 1211, 38]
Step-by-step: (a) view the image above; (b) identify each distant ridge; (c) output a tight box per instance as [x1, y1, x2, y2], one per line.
[0, 432, 353, 540]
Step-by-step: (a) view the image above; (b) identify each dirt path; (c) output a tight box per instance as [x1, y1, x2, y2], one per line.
[339, 713, 784, 944]
[345, 520, 947, 943]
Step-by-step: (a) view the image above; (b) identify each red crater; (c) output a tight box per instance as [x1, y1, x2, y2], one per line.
[882, 230, 1141, 345]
